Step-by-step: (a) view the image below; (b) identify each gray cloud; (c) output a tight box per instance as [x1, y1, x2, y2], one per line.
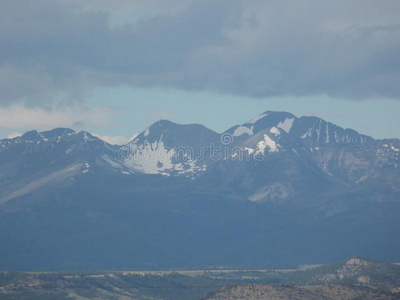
[0, 0, 399, 106]
[0, 105, 115, 130]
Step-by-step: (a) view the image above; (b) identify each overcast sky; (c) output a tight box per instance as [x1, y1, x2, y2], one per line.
[1, 0, 399, 143]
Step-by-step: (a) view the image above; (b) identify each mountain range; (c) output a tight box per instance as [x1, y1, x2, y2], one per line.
[0, 111, 399, 270]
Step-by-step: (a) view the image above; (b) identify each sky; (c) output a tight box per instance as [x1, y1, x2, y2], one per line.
[0, 0, 399, 144]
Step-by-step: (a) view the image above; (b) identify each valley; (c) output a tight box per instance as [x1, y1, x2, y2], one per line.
[1, 258, 400, 299]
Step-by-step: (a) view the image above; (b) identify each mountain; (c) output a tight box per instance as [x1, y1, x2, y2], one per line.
[0, 128, 129, 204]
[0, 111, 399, 270]
[215, 111, 400, 204]
[121, 120, 220, 176]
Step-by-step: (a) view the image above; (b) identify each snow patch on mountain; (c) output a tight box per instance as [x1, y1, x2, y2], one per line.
[83, 132, 90, 141]
[325, 123, 330, 143]
[244, 147, 255, 155]
[233, 126, 254, 137]
[123, 139, 175, 175]
[269, 127, 280, 135]
[301, 128, 313, 139]
[101, 155, 126, 170]
[121, 137, 206, 176]
[246, 113, 268, 124]
[256, 134, 278, 154]
[277, 118, 294, 133]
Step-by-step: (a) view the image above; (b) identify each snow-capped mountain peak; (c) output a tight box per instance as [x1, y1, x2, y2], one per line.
[227, 111, 296, 138]
[120, 120, 220, 176]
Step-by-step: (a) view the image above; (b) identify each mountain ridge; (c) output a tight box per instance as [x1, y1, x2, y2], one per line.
[1, 111, 396, 147]
[1, 110, 399, 202]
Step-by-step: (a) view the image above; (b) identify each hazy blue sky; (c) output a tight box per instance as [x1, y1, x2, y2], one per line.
[83, 87, 400, 140]
[0, 0, 399, 143]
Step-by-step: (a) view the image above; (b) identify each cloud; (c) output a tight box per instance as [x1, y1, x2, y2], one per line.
[92, 133, 137, 145]
[7, 132, 22, 139]
[0, 0, 399, 106]
[64, 0, 190, 21]
[0, 105, 115, 130]
[147, 109, 175, 124]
